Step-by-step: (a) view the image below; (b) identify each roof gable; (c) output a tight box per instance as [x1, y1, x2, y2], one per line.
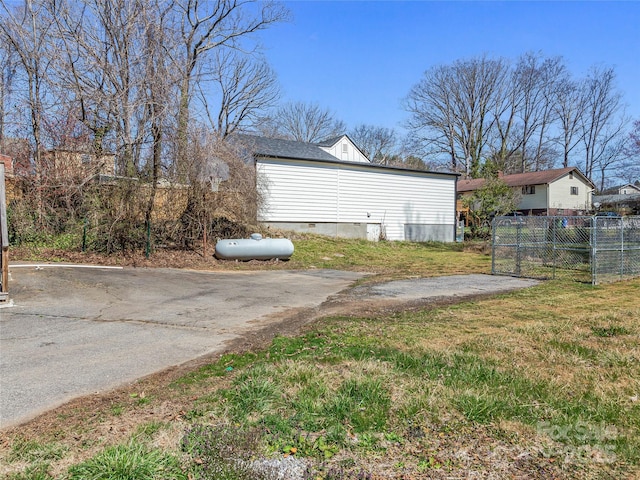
[317, 134, 370, 163]
[619, 184, 640, 193]
[315, 135, 344, 148]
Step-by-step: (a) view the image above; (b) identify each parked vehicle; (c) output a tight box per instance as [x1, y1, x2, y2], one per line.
[494, 212, 525, 226]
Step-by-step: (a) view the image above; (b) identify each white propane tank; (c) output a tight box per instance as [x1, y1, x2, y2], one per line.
[214, 233, 294, 260]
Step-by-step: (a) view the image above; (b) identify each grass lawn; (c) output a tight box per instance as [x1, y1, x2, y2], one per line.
[2, 238, 639, 479]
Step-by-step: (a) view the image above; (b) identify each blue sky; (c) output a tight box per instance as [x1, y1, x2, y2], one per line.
[259, 1, 640, 135]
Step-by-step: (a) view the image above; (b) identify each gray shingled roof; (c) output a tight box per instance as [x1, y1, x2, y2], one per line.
[314, 136, 343, 147]
[234, 134, 339, 162]
[232, 133, 459, 178]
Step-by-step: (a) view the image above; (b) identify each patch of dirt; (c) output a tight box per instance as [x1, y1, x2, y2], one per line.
[463, 240, 492, 255]
[9, 245, 284, 270]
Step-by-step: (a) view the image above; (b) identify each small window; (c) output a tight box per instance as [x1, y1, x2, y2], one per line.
[522, 185, 535, 195]
[342, 144, 348, 153]
[570, 186, 579, 195]
[569, 172, 574, 180]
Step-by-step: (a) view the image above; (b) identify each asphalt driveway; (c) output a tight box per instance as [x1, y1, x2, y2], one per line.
[0, 266, 539, 429]
[0, 265, 363, 428]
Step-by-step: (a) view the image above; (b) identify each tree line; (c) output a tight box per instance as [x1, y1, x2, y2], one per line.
[2, 1, 636, 191]
[0, 0, 288, 175]
[0, 1, 638, 253]
[404, 52, 637, 190]
[0, 0, 289, 251]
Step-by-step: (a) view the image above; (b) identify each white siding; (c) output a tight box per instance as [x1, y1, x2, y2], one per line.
[257, 159, 456, 241]
[619, 185, 640, 195]
[257, 161, 339, 222]
[519, 184, 548, 210]
[548, 174, 592, 211]
[319, 136, 369, 163]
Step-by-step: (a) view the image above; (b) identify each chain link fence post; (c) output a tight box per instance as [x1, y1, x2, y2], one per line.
[492, 215, 640, 285]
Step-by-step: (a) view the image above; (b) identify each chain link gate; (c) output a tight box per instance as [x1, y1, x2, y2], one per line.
[491, 216, 640, 285]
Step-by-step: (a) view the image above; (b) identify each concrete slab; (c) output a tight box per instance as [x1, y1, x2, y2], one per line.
[350, 274, 540, 301]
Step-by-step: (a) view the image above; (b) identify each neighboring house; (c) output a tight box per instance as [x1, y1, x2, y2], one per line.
[457, 167, 595, 216]
[235, 134, 459, 242]
[617, 184, 640, 195]
[592, 192, 640, 216]
[593, 183, 640, 215]
[0, 154, 20, 202]
[315, 135, 370, 163]
[0, 137, 31, 175]
[43, 149, 115, 181]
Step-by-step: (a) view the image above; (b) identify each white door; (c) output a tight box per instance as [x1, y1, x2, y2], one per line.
[366, 223, 381, 242]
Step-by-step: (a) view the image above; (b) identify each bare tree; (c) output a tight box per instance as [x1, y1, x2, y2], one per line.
[617, 119, 640, 183]
[594, 137, 628, 191]
[554, 76, 587, 168]
[47, 0, 112, 156]
[258, 101, 346, 143]
[0, 0, 58, 231]
[140, 0, 175, 228]
[489, 59, 523, 173]
[200, 49, 279, 138]
[47, 0, 152, 173]
[179, 128, 260, 249]
[0, 42, 16, 144]
[406, 54, 630, 181]
[631, 120, 640, 154]
[173, 0, 288, 175]
[405, 55, 507, 177]
[349, 124, 397, 164]
[405, 63, 463, 172]
[511, 53, 561, 172]
[580, 66, 626, 182]
[528, 55, 564, 171]
[0, 0, 53, 171]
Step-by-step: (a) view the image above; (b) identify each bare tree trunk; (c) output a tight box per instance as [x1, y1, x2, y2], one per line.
[174, 0, 287, 178]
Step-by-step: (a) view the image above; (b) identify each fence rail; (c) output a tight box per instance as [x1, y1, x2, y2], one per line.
[491, 216, 640, 285]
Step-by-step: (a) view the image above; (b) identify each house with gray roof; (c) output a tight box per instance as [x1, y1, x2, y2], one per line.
[235, 134, 459, 242]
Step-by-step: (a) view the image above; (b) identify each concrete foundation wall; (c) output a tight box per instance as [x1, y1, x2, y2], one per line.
[263, 222, 368, 239]
[264, 222, 454, 243]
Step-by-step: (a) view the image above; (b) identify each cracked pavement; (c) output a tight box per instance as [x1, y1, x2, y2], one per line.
[0, 266, 539, 429]
[0, 266, 363, 428]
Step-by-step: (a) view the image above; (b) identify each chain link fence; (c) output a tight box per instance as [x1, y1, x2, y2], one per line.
[492, 216, 640, 285]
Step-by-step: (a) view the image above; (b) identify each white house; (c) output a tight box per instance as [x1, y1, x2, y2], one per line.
[235, 134, 459, 242]
[618, 184, 640, 195]
[458, 167, 595, 216]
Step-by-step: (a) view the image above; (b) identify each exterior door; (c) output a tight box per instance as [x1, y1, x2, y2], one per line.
[366, 223, 381, 242]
